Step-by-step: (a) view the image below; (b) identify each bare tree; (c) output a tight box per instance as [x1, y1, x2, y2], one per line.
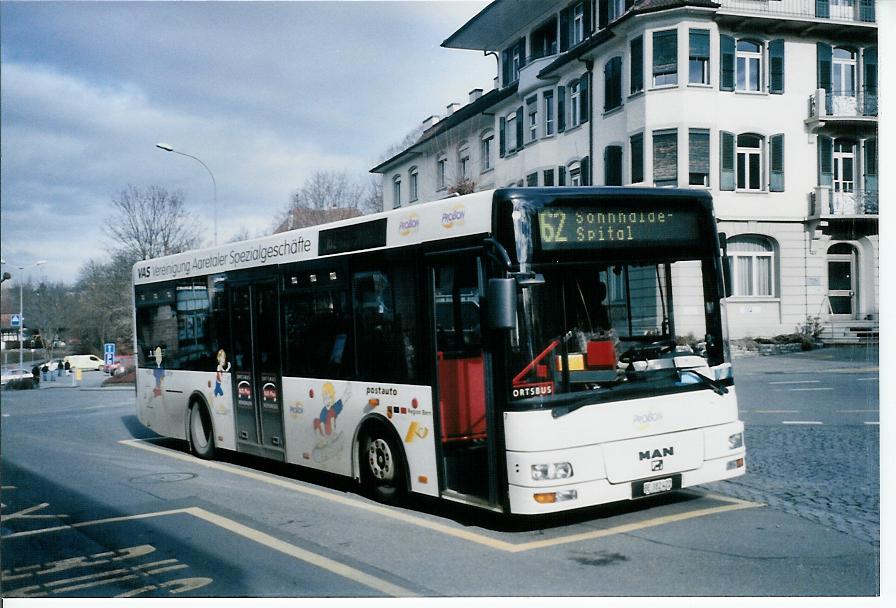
[70, 259, 133, 353]
[28, 280, 73, 359]
[274, 170, 374, 232]
[105, 185, 201, 261]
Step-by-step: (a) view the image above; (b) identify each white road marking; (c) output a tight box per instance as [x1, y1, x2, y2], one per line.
[118, 438, 763, 554]
[785, 388, 834, 392]
[2, 507, 416, 597]
[864, 421, 880, 426]
[781, 421, 824, 425]
[753, 410, 799, 414]
[768, 380, 820, 385]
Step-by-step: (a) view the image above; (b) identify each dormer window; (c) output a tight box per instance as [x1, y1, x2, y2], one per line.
[531, 16, 558, 60]
[501, 38, 526, 86]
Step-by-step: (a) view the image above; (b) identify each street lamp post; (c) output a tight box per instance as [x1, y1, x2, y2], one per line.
[1, 259, 47, 373]
[155, 143, 219, 246]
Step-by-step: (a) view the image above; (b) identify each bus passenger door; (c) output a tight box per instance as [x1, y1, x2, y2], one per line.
[430, 256, 497, 508]
[230, 281, 286, 461]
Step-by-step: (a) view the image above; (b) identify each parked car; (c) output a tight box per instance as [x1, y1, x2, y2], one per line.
[64, 354, 104, 371]
[103, 355, 131, 375]
[1, 367, 31, 385]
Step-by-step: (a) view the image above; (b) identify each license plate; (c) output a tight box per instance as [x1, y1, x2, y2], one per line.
[643, 478, 673, 495]
[632, 474, 681, 498]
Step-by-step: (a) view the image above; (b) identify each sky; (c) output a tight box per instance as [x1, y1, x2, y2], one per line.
[0, 0, 494, 284]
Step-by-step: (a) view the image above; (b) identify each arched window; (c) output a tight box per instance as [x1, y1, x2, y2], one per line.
[392, 175, 402, 208]
[408, 166, 418, 202]
[480, 130, 494, 172]
[736, 133, 764, 191]
[457, 142, 471, 180]
[436, 154, 448, 190]
[833, 47, 857, 96]
[736, 39, 763, 92]
[728, 235, 776, 297]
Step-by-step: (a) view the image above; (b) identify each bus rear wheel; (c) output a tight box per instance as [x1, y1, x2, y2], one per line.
[189, 402, 216, 460]
[360, 425, 406, 503]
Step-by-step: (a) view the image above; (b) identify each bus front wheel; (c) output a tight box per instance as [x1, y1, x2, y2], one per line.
[189, 401, 216, 460]
[360, 424, 406, 503]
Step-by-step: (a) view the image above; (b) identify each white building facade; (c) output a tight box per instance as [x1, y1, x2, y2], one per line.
[371, 0, 878, 341]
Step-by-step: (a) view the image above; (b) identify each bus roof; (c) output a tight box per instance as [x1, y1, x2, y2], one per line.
[133, 189, 496, 285]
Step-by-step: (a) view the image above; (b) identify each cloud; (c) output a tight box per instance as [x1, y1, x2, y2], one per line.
[0, 1, 494, 282]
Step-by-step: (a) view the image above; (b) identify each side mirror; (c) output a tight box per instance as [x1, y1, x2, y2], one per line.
[487, 278, 517, 331]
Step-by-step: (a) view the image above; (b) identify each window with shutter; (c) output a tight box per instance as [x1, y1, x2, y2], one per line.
[863, 138, 877, 196]
[499, 117, 506, 157]
[515, 106, 524, 149]
[558, 165, 567, 186]
[653, 29, 677, 86]
[817, 43, 833, 96]
[736, 40, 763, 92]
[653, 129, 678, 187]
[736, 133, 764, 191]
[816, 0, 830, 19]
[688, 129, 710, 186]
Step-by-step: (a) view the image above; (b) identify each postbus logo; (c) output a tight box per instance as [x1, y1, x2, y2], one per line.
[398, 213, 420, 236]
[441, 204, 466, 229]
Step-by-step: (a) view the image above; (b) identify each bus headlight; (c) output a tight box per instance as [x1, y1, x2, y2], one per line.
[531, 462, 574, 481]
[728, 432, 744, 450]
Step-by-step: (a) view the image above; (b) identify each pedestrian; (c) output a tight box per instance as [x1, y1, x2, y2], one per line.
[41, 364, 49, 382]
[64, 360, 71, 376]
[57, 360, 64, 380]
[32, 365, 40, 386]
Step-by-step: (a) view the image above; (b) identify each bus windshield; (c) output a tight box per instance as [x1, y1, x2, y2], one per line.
[508, 257, 730, 411]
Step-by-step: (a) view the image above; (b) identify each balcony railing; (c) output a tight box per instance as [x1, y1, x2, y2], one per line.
[810, 186, 878, 217]
[808, 89, 878, 119]
[718, 0, 876, 23]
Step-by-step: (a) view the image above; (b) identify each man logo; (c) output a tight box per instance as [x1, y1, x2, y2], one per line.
[651, 459, 664, 471]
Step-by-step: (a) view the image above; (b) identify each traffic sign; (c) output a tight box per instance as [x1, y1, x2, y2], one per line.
[104, 343, 115, 366]
[11, 314, 21, 327]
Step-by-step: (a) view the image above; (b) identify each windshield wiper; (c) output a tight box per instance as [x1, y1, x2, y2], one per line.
[551, 391, 614, 419]
[677, 369, 729, 395]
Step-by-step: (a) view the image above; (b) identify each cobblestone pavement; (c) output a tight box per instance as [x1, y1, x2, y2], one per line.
[704, 422, 880, 548]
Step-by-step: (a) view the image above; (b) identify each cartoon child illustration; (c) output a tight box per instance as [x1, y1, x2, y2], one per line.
[311, 382, 351, 463]
[151, 346, 165, 398]
[214, 349, 231, 397]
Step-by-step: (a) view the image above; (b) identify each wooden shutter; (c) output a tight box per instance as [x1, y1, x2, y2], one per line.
[499, 117, 506, 157]
[559, 7, 570, 52]
[515, 106, 524, 151]
[652, 30, 677, 82]
[501, 48, 511, 87]
[558, 165, 567, 186]
[863, 139, 877, 192]
[859, 0, 875, 21]
[605, 146, 623, 186]
[581, 156, 590, 186]
[630, 36, 643, 94]
[557, 85, 566, 132]
[863, 47, 877, 115]
[598, 0, 609, 29]
[720, 131, 735, 191]
[720, 35, 735, 91]
[815, 0, 830, 18]
[580, 74, 590, 123]
[817, 43, 832, 95]
[769, 39, 785, 94]
[769, 134, 785, 192]
[818, 135, 833, 187]
[630, 133, 644, 183]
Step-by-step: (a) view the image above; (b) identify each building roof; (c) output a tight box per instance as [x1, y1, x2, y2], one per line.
[443, 0, 720, 52]
[370, 85, 518, 174]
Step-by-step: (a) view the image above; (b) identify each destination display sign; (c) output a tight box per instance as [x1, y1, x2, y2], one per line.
[538, 206, 702, 250]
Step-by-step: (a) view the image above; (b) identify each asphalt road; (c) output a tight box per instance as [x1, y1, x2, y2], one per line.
[0, 352, 880, 599]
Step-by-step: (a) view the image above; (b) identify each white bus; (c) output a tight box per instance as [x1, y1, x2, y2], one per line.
[133, 187, 745, 514]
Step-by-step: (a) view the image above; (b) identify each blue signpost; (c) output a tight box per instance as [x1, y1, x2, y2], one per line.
[104, 343, 115, 368]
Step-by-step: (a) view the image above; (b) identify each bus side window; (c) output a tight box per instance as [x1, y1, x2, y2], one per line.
[283, 288, 353, 379]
